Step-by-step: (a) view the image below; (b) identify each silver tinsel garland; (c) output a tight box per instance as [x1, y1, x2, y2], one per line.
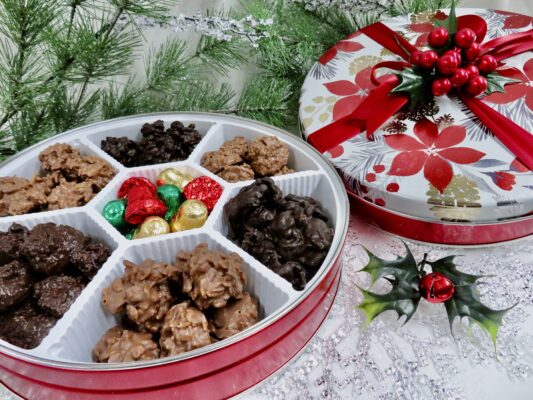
[290, 0, 395, 13]
[121, 11, 273, 47]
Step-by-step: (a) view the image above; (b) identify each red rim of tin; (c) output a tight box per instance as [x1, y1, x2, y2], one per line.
[348, 189, 533, 245]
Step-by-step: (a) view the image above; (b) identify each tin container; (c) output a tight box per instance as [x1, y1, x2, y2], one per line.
[299, 8, 533, 245]
[0, 113, 349, 400]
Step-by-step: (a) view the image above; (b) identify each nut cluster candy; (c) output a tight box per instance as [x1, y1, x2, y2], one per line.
[0, 223, 111, 349]
[101, 120, 202, 167]
[201, 136, 294, 183]
[0, 144, 115, 216]
[102, 173, 222, 239]
[94, 244, 259, 363]
[411, 27, 498, 97]
[224, 178, 335, 290]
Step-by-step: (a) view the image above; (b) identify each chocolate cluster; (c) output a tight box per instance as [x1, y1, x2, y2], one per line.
[224, 178, 334, 290]
[95, 244, 259, 363]
[101, 120, 201, 167]
[0, 223, 111, 349]
[0, 144, 115, 216]
[201, 136, 294, 182]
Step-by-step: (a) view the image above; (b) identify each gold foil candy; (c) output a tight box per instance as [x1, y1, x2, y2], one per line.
[169, 200, 208, 232]
[156, 168, 193, 191]
[133, 216, 170, 239]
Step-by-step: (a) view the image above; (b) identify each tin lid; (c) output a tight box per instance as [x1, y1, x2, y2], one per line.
[299, 8, 533, 224]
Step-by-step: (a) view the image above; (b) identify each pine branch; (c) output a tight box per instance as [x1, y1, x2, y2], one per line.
[190, 35, 248, 76]
[234, 76, 293, 128]
[145, 38, 189, 92]
[0, 0, 59, 130]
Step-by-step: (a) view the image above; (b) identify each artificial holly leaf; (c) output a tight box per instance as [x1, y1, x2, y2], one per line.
[358, 279, 422, 325]
[391, 68, 429, 107]
[357, 245, 421, 324]
[360, 242, 419, 285]
[434, 0, 458, 34]
[429, 255, 514, 345]
[485, 72, 522, 95]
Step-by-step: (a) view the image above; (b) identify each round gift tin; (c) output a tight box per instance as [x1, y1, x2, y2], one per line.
[0, 113, 349, 399]
[299, 8, 533, 245]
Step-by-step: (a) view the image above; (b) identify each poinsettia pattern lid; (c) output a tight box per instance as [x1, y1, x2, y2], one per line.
[299, 8, 532, 223]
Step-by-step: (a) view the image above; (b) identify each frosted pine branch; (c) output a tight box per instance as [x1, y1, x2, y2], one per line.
[123, 11, 273, 47]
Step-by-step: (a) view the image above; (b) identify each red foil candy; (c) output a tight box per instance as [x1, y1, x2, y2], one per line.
[126, 186, 156, 203]
[125, 198, 167, 225]
[118, 177, 156, 199]
[183, 176, 223, 211]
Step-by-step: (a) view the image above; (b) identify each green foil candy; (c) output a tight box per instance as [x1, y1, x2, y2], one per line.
[157, 184, 184, 221]
[103, 199, 127, 229]
[125, 229, 135, 240]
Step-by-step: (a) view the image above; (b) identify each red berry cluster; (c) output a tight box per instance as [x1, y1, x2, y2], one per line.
[410, 27, 497, 97]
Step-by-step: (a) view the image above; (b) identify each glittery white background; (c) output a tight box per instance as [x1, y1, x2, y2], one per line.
[2, 215, 532, 400]
[244, 216, 533, 400]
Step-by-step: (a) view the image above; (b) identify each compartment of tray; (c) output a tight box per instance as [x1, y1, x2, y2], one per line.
[91, 162, 227, 237]
[0, 210, 120, 356]
[191, 122, 321, 175]
[51, 232, 291, 362]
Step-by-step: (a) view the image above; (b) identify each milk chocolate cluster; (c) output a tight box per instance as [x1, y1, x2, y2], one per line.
[201, 136, 294, 182]
[0, 223, 111, 349]
[0, 144, 115, 216]
[95, 244, 259, 363]
[101, 120, 201, 167]
[224, 178, 334, 290]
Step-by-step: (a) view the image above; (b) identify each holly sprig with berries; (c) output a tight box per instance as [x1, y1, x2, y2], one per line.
[392, 0, 519, 105]
[356, 243, 514, 345]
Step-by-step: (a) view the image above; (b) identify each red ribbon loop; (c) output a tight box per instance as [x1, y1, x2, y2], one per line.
[307, 16, 533, 170]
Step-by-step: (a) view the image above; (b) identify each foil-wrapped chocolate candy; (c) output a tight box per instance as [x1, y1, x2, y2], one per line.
[169, 200, 208, 232]
[156, 168, 193, 191]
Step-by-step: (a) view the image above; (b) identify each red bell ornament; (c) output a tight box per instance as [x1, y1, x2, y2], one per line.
[428, 27, 449, 48]
[466, 75, 488, 96]
[436, 54, 458, 75]
[419, 50, 439, 69]
[465, 64, 480, 79]
[432, 78, 452, 96]
[450, 68, 470, 87]
[419, 272, 455, 303]
[455, 28, 476, 48]
[464, 42, 481, 62]
[477, 54, 498, 74]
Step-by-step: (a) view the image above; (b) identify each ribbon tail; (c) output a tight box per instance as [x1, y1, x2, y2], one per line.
[458, 93, 533, 170]
[307, 116, 366, 153]
[351, 82, 409, 137]
[308, 82, 409, 153]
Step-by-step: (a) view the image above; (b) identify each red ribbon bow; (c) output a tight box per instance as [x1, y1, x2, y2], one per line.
[308, 16, 533, 170]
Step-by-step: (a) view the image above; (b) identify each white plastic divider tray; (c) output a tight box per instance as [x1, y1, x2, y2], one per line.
[0, 113, 346, 364]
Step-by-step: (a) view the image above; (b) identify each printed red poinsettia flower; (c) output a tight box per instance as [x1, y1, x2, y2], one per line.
[319, 39, 364, 65]
[510, 157, 530, 172]
[484, 171, 516, 191]
[385, 119, 485, 193]
[406, 22, 434, 47]
[323, 67, 377, 120]
[495, 10, 533, 29]
[483, 60, 533, 111]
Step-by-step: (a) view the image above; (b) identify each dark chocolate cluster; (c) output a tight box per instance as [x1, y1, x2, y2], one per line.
[101, 120, 201, 167]
[0, 223, 111, 349]
[224, 178, 334, 290]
